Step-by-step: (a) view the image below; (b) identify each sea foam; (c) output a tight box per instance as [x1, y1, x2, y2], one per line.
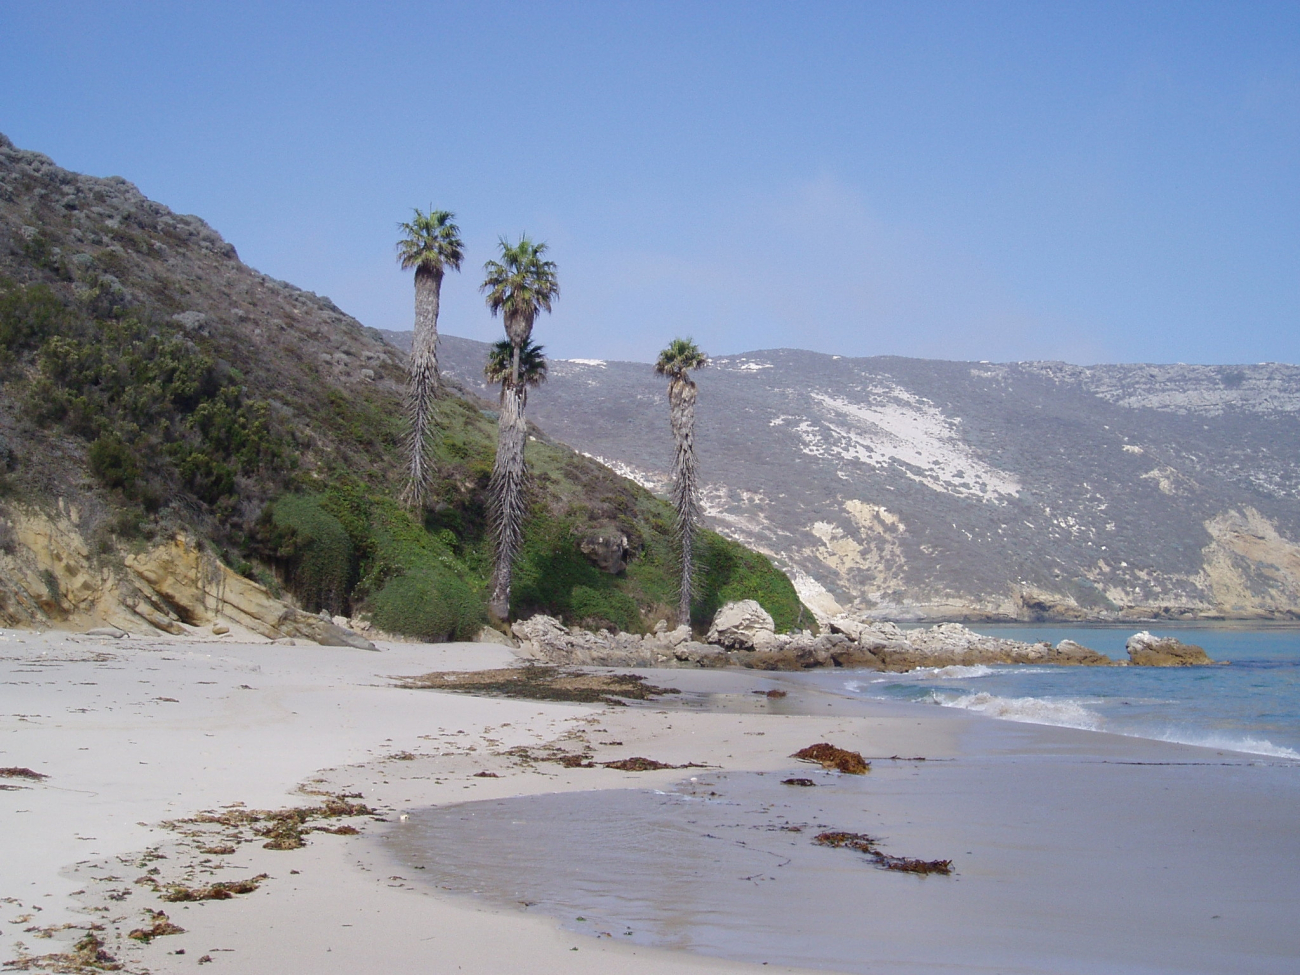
[929, 690, 1103, 731]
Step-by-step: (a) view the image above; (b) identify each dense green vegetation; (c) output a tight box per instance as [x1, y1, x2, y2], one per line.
[0, 272, 803, 638]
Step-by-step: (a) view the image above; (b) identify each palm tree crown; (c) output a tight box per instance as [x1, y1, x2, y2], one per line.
[481, 236, 559, 352]
[654, 338, 709, 380]
[485, 339, 548, 392]
[397, 209, 465, 278]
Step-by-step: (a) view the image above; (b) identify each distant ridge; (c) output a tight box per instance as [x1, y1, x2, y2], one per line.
[382, 328, 1300, 622]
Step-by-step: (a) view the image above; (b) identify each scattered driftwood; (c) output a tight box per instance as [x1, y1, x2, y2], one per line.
[127, 911, 184, 942]
[792, 743, 870, 774]
[161, 874, 268, 902]
[781, 777, 816, 787]
[394, 665, 680, 705]
[814, 831, 952, 875]
[0, 767, 47, 780]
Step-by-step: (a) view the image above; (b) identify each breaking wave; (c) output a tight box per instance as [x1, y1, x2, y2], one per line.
[1145, 730, 1300, 761]
[928, 691, 1103, 731]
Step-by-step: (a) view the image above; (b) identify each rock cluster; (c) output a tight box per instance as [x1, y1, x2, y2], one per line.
[1125, 631, 1215, 666]
[511, 600, 1217, 672]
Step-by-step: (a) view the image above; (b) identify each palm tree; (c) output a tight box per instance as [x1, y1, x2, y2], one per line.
[481, 237, 559, 619]
[655, 338, 709, 626]
[396, 208, 464, 507]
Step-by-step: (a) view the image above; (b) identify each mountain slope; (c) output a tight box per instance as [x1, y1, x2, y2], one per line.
[0, 134, 800, 635]
[407, 331, 1300, 622]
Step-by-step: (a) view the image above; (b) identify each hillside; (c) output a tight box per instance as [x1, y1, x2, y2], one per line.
[397, 331, 1300, 622]
[0, 133, 801, 637]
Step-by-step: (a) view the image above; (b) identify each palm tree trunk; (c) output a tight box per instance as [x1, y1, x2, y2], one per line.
[488, 379, 528, 620]
[669, 376, 700, 626]
[402, 265, 443, 507]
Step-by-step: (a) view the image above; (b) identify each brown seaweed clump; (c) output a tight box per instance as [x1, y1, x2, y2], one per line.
[792, 743, 870, 774]
[752, 689, 788, 699]
[0, 767, 47, 780]
[781, 777, 816, 787]
[127, 911, 185, 942]
[602, 757, 703, 772]
[814, 831, 952, 875]
[162, 874, 269, 902]
[393, 666, 680, 706]
[5, 932, 122, 971]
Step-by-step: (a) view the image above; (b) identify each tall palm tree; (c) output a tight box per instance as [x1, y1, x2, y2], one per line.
[396, 208, 464, 507]
[481, 237, 559, 620]
[655, 338, 709, 626]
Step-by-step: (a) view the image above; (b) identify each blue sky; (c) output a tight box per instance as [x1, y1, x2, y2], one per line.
[1, 1, 1297, 365]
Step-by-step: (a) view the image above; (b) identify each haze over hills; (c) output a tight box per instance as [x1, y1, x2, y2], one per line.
[386, 329, 1300, 622]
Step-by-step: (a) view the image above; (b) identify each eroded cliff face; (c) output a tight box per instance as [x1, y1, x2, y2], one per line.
[426, 334, 1300, 623]
[0, 503, 370, 644]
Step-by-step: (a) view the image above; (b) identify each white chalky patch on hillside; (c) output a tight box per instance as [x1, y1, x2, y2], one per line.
[798, 390, 1021, 501]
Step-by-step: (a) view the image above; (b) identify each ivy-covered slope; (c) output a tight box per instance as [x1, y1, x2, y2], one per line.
[0, 132, 803, 636]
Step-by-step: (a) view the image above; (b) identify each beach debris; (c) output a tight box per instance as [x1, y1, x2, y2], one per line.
[0, 767, 47, 780]
[393, 665, 680, 705]
[792, 743, 870, 774]
[163, 795, 374, 854]
[161, 874, 268, 902]
[781, 777, 816, 787]
[4, 932, 122, 971]
[814, 831, 952, 875]
[127, 910, 184, 942]
[472, 770, 500, 778]
[752, 689, 788, 698]
[601, 757, 708, 771]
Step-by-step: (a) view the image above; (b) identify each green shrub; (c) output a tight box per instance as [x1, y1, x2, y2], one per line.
[694, 531, 805, 632]
[265, 495, 354, 616]
[88, 434, 140, 494]
[370, 568, 484, 642]
[569, 584, 641, 632]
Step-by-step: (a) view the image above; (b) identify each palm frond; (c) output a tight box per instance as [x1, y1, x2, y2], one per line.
[397, 207, 465, 275]
[481, 235, 560, 322]
[655, 337, 708, 379]
[484, 339, 548, 389]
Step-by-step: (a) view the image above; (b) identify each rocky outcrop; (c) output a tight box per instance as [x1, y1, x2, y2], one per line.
[578, 531, 630, 574]
[0, 504, 375, 649]
[1126, 631, 1214, 666]
[705, 599, 776, 650]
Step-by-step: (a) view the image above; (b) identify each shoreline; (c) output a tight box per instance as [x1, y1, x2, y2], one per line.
[2, 630, 1297, 973]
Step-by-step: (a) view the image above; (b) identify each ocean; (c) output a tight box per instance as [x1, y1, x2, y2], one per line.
[823, 624, 1300, 760]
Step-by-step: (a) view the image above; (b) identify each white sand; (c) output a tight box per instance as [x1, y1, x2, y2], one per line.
[2, 629, 1297, 974]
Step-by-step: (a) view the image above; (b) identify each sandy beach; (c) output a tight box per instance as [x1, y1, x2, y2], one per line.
[2, 629, 1298, 974]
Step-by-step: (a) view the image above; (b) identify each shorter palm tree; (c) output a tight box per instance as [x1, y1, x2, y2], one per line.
[484, 339, 548, 621]
[655, 338, 709, 626]
[396, 208, 464, 507]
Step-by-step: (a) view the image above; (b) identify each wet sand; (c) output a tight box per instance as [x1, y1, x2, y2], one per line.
[2, 632, 1297, 974]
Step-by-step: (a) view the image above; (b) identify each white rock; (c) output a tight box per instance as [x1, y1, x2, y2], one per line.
[706, 600, 775, 650]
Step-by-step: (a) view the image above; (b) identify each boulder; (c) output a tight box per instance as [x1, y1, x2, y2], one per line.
[578, 532, 629, 574]
[1053, 639, 1112, 665]
[1126, 631, 1214, 666]
[706, 600, 775, 650]
[474, 625, 518, 648]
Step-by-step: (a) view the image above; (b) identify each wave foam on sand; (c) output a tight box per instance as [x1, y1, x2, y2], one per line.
[925, 689, 1300, 759]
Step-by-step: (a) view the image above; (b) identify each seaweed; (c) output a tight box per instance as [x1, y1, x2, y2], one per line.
[0, 767, 47, 780]
[752, 689, 787, 698]
[601, 757, 705, 772]
[781, 777, 816, 787]
[127, 911, 184, 942]
[4, 932, 122, 971]
[161, 874, 269, 902]
[394, 666, 680, 705]
[792, 743, 870, 775]
[814, 831, 952, 875]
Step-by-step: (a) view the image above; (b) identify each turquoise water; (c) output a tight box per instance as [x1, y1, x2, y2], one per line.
[832, 625, 1300, 759]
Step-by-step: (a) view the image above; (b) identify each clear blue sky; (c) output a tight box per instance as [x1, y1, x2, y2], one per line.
[1, 1, 1297, 365]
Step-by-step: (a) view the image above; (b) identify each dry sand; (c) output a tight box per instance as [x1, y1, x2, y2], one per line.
[1, 628, 1297, 974]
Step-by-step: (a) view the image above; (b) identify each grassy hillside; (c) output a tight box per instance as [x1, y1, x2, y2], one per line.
[0, 133, 803, 636]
